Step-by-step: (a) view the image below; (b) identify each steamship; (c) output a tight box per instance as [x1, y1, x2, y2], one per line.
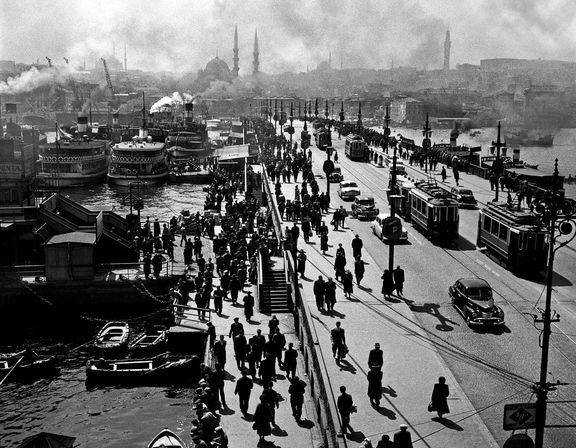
[37, 116, 110, 188]
[107, 127, 168, 186]
[165, 103, 210, 160]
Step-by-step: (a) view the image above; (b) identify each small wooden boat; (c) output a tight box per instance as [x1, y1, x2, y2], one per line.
[0, 350, 57, 383]
[148, 428, 188, 448]
[85, 353, 199, 385]
[94, 322, 130, 355]
[129, 326, 167, 356]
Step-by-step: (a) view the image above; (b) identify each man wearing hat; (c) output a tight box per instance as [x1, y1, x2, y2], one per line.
[368, 343, 383, 370]
[288, 376, 305, 421]
[393, 424, 413, 448]
[234, 369, 254, 414]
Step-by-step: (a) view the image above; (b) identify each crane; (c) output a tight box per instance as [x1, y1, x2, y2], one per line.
[63, 57, 69, 64]
[45, 56, 52, 67]
[100, 57, 115, 94]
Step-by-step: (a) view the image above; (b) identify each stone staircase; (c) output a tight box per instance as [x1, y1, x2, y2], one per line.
[259, 268, 291, 314]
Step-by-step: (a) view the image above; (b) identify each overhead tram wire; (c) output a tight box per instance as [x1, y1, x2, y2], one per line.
[301, 232, 534, 389]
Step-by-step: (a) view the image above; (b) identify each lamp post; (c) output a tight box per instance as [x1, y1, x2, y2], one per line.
[289, 102, 294, 149]
[268, 98, 272, 123]
[273, 99, 278, 134]
[357, 102, 363, 135]
[314, 98, 318, 120]
[531, 160, 576, 448]
[422, 112, 432, 173]
[383, 104, 391, 155]
[388, 139, 402, 273]
[491, 121, 506, 202]
[325, 99, 332, 144]
[339, 101, 344, 140]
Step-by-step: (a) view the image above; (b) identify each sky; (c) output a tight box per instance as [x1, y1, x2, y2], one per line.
[1, 0, 575, 74]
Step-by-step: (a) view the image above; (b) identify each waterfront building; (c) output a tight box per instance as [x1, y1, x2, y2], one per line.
[390, 97, 425, 125]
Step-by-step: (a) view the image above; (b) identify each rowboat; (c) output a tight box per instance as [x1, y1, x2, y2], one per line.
[129, 326, 167, 356]
[85, 352, 200, 385]
[0, 350, 57, 382]
[148, 428, 188, 448]
[94, 322, 130, 355]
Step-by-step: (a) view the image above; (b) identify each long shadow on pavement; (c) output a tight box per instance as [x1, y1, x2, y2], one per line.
[408, 302, 459, 332]
[432, 416, 464, 431]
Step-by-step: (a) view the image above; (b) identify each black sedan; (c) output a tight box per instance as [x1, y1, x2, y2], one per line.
[449, 278, 505, 328]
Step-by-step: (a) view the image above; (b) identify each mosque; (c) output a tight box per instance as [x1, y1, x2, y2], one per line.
[192, 26, 260, 93]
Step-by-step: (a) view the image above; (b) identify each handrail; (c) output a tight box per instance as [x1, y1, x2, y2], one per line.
[256, 248, 263, 312]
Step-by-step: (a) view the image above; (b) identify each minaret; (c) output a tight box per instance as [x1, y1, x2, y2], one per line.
[329, 51, 332, 69]
[253, 28, 259, 75]
[232, 25, 239, 78]
[124, 44, 127, 71]
[444, 29, 451, 71]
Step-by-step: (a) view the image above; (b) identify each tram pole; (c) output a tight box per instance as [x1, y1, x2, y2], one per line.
[422, 113, 431, 173]
[491, 121, 506, 203]
[388, 141, 398, 273]
[531, 160, 576, 448]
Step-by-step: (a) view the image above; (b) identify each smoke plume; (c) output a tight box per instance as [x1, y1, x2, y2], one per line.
[0, 66, 71, 95]
[149, 91, 198, 114]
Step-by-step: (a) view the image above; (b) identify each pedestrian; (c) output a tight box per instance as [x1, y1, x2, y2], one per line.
[288, 376, 305, 421]
[343, 270, 354, 299]
[229, 317, 244, 339]
[213, 335, 227, 369]
[354, 256, 365, 286]
[331, 321, 346, 362]
[233, 332, 247, 370]
[324, 277, 337, 312]
[261, 381, 280, 426]
[251, 329, 265, 366]
[430, 376, 450, 418]
[352, 234, 363, 259]
[334, 252, 346, 282]
[314, 275, 325, 311]
[381, 269, 395, 299]
[393, 265, 405, 296]
[441, 166, 447, 182]
[453, 166, 460, 186]
[213, 286, 224, 316]
[252, 395, 272, 444]
[284, 342, 298, 379]
[393, 424, 413, 448]
[320, 232, 329, 255]
[143, 253, 151, 279]
[367, 366, 383, 407]
[229, 274, 241, 305]
[243, 290, 255, 321]
[211, 362, 227, 409]
[206, 321, 216, 349]
[376, 435, 394, 448]
[368, 343, 383, 370]
[336, 385, 354, 437]
[234, 369, 253, 415]
[259, 353, 276, 386]
[297, 249, 307, 278]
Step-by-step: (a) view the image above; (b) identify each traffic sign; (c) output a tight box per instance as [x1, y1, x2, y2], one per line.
[383, 216, 402, 240]
[503, 403, 537, 430]
[323, 160, 334, 175]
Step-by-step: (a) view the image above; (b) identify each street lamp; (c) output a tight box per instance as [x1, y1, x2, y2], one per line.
[339, 100, 344, 140]
[531, 160, 576, 448]
[387, 139, 403, 273]
[491, 121, 506, 202]
[422, 112, 432, 172]
[289, 102, 294, 149]
[383, 104, 391, 155]
[273, 99, 278, 134]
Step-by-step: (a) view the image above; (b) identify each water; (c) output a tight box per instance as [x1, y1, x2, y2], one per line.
[0, 315, 196, 448]
[0, 183, 208, 448]
[378, 126, 576, 198]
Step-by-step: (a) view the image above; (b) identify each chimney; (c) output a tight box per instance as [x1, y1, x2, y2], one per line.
[77, 115, 88, 135]
[139, 127, 148, 140]
[112, 112, 119, 127]
[185, 103, 194, 126]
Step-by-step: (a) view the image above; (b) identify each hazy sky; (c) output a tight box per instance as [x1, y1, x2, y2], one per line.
[1, 0, 575, 74]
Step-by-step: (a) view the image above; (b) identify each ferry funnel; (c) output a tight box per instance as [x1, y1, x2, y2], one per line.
[77, 115, 88, 135]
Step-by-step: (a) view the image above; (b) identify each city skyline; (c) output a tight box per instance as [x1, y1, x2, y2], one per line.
[1, 0, 576, 74]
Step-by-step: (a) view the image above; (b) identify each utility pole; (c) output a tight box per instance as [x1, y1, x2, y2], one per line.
[491, 121, 506, 202]
[383, 104, 391, 154]
[531, 160, 576, 448]
[422, 112, 431, 173]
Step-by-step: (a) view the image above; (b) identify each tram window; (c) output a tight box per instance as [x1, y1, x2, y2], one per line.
[483, 216, 491, 232]
[498, 225, 508, 241]
[491, 220, 499, 235]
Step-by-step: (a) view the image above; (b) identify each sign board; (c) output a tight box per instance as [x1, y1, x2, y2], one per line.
[323, 160, 334, 175]
[383, 216, 402, 240]
[503, 403, 537, 430]
[502, 434, 534, 448]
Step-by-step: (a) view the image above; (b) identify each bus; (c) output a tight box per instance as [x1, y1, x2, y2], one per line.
[345, 134, 367, 161]
[408, 181, 459, 241]
[477, 202, 547, 273]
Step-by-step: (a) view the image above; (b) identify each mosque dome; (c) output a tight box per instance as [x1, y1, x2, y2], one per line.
[204, 57, 231, 79]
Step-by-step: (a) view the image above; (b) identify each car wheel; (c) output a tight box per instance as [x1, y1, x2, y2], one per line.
[465, 312, 472, 327]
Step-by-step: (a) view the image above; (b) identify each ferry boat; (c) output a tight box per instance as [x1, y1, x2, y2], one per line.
[165, 103, 210, 161]
[107, 128, 168, 186]
[37, 117, 109, 188]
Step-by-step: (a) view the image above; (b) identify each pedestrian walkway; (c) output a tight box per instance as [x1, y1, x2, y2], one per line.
[272, 176, 499, 448]
[169, 201, 322, 448]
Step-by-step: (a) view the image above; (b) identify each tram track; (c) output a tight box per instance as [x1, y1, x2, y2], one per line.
[311, 145, 576, 373]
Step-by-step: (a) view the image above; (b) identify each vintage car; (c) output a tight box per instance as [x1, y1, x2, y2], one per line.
[351, 196, 379, 219]
[338, 181, 361, 200]
[449, 278, 505, 328]
[371, 213, 408, 242]
[450, 187, 477, 208]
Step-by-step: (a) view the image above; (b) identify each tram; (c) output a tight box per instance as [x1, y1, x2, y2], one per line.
[344, 134, 368, 161]
[477, 202, 548, 273]
[408, 181, 459, 241]
[314, 127, 331, 150]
